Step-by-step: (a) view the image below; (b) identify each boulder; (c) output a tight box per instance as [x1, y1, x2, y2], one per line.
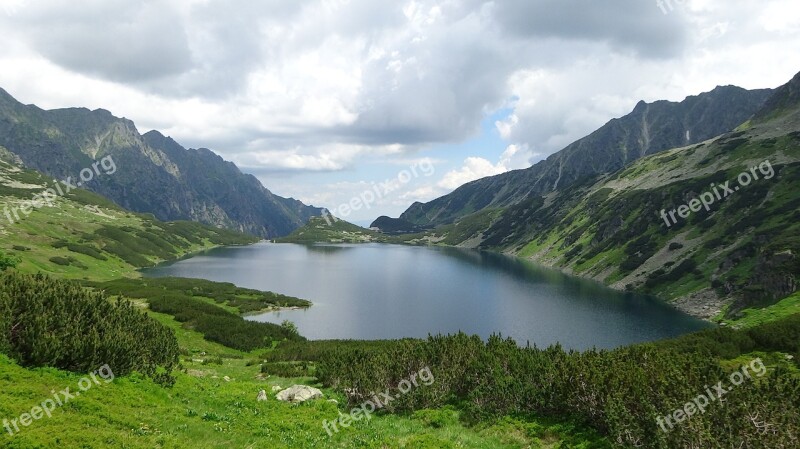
[271, 385, 283, 392]
[256, 390, 268, 402]
[275, 385, 323, 403]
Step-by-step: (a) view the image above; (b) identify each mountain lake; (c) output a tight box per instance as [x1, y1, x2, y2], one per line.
[143, 242, 712, 350]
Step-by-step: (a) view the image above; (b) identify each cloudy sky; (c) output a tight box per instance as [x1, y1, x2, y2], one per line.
[1, 0, 799, 224]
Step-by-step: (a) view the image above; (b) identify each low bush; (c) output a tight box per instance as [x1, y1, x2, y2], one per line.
[261, 361, 311, 378]
[308, 315, 800, 448]
[0, 272, 179, 385]
[85, 277, 307, 351]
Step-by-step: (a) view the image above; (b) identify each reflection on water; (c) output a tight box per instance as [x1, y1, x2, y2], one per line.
[303, 245, 355, 255]
[143, 242, 711, 350]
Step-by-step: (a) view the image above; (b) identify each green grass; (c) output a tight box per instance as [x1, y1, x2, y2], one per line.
[723, 291, 800, 328]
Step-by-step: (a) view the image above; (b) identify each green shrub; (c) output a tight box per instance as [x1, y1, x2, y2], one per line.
[48, 256, 87, 269]
[0, 251, 18, 271]
[310, 315, 800, 448]
[48, 256, 71, 266]
[261, 361, 311, 377]
[84, 277, 308, 351]
[266, 339, 402, 362]
[0, 272, 179, 385]
[102, 242, 151, 266]
[645, 258, 698, 289]
[84, 277, 306, 352]
[66, 243, 108, 261]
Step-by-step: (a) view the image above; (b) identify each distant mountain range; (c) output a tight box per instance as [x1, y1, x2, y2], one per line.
[397, 85, 774, 227]
[0, 89, 322, 238]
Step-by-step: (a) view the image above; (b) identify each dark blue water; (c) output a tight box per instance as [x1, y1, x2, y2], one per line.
[143, 242, 711, 350]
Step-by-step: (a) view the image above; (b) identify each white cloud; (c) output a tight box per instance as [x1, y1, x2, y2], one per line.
[399, 185, 440, 203]
[0, 0, 709, 162]
[437, 157, 504, 190]
[492, 0, 800, 165]
[1, 0, 26, 16]
[437, 144, 536, 191]
[0, 0, 798, 218]
[760, 0, 800, 33]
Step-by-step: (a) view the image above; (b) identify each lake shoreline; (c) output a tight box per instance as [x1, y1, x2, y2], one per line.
[496, 246, 723, 323]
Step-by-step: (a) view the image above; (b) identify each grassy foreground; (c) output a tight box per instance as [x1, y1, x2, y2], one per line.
[0, 306, 605, 449]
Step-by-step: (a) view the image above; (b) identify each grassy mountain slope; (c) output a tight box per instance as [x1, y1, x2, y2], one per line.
[0, 88, 321, 238]
[430, 73, 800, 323]
[0, 151, 257, 280]
[400, 85, 773, 227]
[509, 130, 799, 320]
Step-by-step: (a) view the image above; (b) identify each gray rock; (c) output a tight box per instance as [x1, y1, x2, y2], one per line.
[276, 385, 323, 403]
[256, 390, 268, 402]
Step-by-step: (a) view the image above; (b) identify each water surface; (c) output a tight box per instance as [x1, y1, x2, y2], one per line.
[143, 242, 710, 350]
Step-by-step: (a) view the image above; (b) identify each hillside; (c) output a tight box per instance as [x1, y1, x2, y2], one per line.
[0, 88, 322, 238]
[424, 71, 800, 323]
[400, 85, 773, 227]
[370, 215, 425, 234]
[0, 150, 257, 279]
[276, 216, 389, 244]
